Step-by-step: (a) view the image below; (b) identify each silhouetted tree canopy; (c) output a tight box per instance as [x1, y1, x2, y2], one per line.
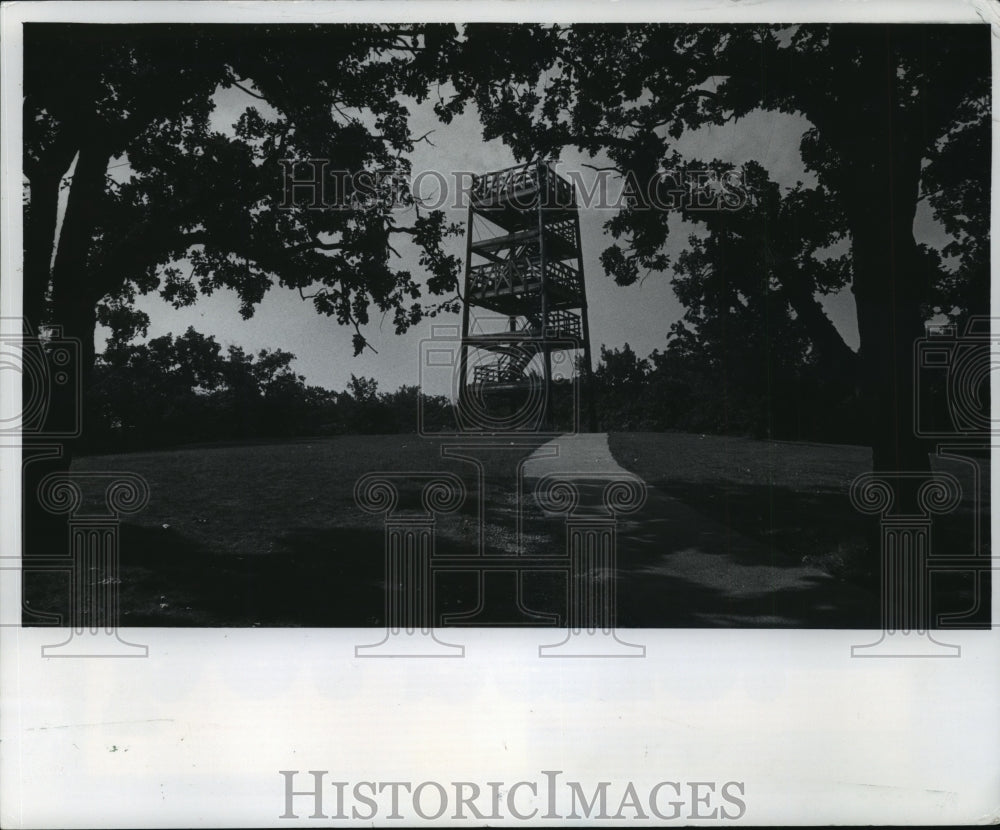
[444, 22, 990, 472]
[24, 22, 464, 386]
[21, 22, 468, 546]
[23, 22, 990, 473]
[85, 328, 452, 451]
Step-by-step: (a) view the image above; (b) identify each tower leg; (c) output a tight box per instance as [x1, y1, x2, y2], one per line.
[457, 204, 475, 424]
[542, 343, 553, 432]
[581, 306, 597, 433]
[536, 161, 552, 432]
[572, 191, 596, 433]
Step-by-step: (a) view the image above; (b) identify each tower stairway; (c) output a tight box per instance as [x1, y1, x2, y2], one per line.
[458, 161, 597, 430]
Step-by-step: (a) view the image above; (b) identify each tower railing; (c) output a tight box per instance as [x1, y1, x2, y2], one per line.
[470, 162, 574, 210]
[469, 257, 582, 301]
[540, 308, 582, 341]
[470, 217, 577, 256]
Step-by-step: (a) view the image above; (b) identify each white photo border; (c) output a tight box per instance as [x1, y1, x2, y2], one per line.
[1, 1, 998, 827]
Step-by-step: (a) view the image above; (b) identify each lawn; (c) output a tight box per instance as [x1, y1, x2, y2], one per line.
[25, 434, 556, 627]
[608, 432, 989, 593]
[23, 431, 988, 627]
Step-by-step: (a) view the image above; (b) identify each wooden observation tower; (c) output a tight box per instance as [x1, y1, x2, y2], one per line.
[458, 160, 596, 432]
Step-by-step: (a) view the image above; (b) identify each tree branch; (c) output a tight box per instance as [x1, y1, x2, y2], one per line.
[231, 79, 268, 101]
[285, 236, 344, 254]
[349, 314, 378, 354]
[411, 129, 437, 146]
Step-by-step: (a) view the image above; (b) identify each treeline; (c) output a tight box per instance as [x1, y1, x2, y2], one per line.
[82, 327, 452, 453]
[83, 325, 883, 454]
[587, 340, 868, 445]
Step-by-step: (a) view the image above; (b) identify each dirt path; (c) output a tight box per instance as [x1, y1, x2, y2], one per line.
[523, 433, 878, 627]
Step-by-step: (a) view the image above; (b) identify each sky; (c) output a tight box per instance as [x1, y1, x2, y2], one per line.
[84, 67, 950, 398]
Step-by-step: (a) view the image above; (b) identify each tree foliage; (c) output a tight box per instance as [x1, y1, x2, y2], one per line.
[24, 23, 990, 471]
[85, 328, 452, 451]
[444, 22, 989, 470]
[23, 22, 465, 382]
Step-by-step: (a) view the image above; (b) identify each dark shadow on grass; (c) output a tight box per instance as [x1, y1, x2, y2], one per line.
[23, 512, 569, 627]
[624, 479, 987, 629]
[24, 523, 390, 627]
[22, 477, 986, 629]
[613, 554, 881, 628]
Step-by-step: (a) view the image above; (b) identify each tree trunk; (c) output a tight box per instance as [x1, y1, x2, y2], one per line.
[852, 262, 928, 475]
[22, 96, 81, 331]
[23, 138, 110, 566]
[50, 139, 111, 384]
[831, 26, 933, 609]
[840, 27, 930, 478]
[779, 272, 859, 392]
[21, 158, 73, 567]
[23, 165, 65, 332]
[848, 180, 930, 597]
[846, 135, 928, 477]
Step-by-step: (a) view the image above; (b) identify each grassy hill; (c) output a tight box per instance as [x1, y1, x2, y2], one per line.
[28, 435, 553, 626]
[608, 432, 987, 588]
[22, 431, 987, 627]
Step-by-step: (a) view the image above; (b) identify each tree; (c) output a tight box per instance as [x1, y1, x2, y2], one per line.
[22, 23, 464, 548]
[650, 160, 866, 440]
[87, 326, 349, 450]
[443, 23, 989, 476]
[24, 22, 463, 424]
[89, 326, 226, 449]
[589, 344, 653, 431]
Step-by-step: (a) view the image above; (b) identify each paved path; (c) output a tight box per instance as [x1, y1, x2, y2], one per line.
[522, 432, 635, 478]
[523, 433, 878, 627]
